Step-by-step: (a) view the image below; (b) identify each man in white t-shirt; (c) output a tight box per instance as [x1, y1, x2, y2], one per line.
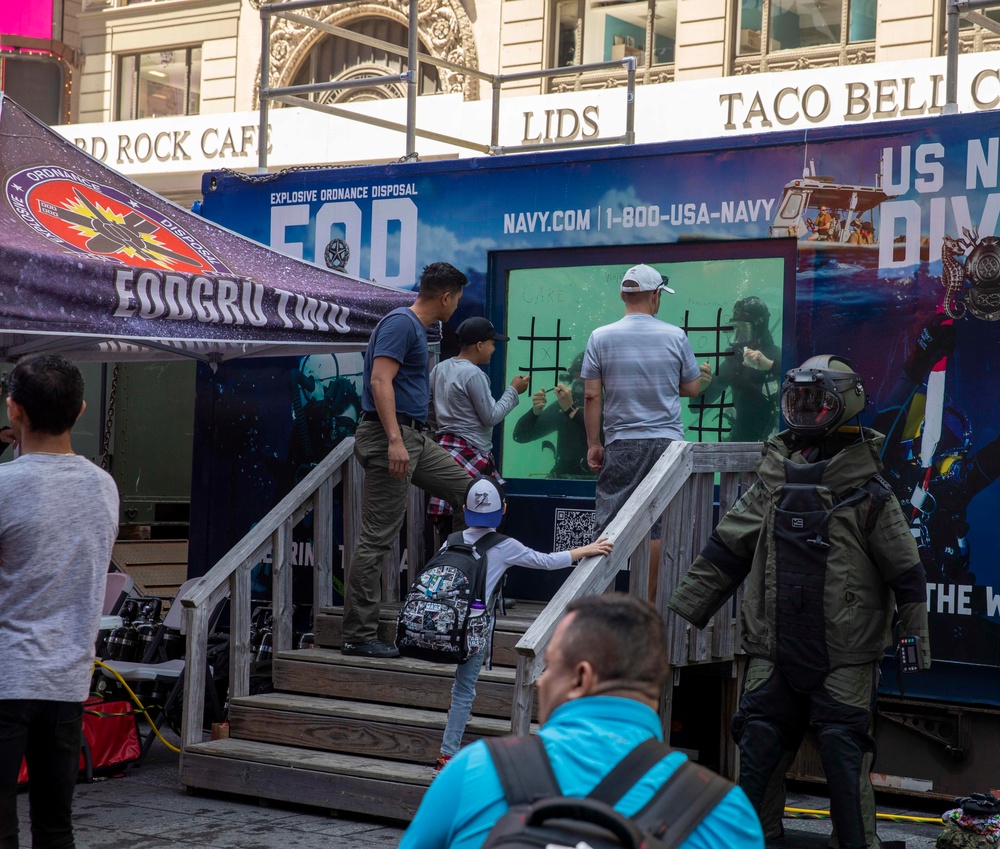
[581, 264, 704, 599]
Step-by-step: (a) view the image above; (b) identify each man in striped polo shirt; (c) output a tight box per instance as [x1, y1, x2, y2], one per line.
[581, 264, 705, 599]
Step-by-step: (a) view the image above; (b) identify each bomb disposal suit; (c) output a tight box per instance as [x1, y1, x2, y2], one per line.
[668, 356, 930, 849]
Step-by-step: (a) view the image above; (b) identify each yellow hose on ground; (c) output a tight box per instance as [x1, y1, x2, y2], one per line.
[785, 807, 941, 825]
[92, 658, 181, 754]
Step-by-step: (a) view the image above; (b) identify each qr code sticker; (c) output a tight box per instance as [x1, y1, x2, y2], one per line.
[554, 509, 596, 552]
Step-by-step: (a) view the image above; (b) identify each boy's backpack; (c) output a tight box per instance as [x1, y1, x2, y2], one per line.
[396, 531, 506, 665]
[482, 735, 733, 849]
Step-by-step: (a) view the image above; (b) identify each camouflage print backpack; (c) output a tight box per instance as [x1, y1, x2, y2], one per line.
[937, 822, 996, 849]
[396, 531, 506, 665]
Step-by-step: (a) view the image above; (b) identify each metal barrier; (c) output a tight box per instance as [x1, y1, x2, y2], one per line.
[945, 0, 1000, 113]
[256, 0, 636, 171]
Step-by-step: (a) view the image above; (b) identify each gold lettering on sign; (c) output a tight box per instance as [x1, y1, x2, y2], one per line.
[521, 107, 601, 145]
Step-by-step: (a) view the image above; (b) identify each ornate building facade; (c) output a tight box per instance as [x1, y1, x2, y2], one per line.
[14, 0, 993, 203]
[67, 1, 999, 124]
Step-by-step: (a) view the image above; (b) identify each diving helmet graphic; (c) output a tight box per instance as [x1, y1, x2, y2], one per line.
[965, 236, 1000, 320]
[940, 229, 1000, 321]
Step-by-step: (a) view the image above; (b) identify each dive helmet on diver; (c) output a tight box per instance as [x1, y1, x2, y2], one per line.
[781, 355, 866, 439]
[729, 296, 770, 332]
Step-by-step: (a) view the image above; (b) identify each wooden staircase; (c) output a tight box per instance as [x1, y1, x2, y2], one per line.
[179, 602, 541, 821]
[175, 441, 760, 823]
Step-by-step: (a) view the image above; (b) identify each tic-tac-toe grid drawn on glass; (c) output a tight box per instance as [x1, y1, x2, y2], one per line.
[684, 306, 737, 442]
[516, 316, 575, 390]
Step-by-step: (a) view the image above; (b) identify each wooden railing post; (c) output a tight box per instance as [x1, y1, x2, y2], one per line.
[272, 517, 294, 653]
[180, 604, 209, 749]
[664, 477, 697, 667]
[510, 654, 539, 735]
[405, 484, 426, 582]
[343, 453, 364, 591]
[229, 559, 253, 700]
[314, 477, 334, 612]
[628, 532, 651, 603]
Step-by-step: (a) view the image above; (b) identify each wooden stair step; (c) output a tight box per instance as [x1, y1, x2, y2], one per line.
[180, 738, 429, 821]
[272, 649, 534, 719]
[228, 693, 513, 763]
[314, 603, 541, 666]
[317, 601, 544, 631]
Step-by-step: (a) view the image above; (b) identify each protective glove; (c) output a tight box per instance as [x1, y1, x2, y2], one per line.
[904, 314, 956, 383]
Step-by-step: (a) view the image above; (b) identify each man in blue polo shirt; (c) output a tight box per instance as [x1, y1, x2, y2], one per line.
[342, 262, 476, 658]
[399, 593, 764, 849]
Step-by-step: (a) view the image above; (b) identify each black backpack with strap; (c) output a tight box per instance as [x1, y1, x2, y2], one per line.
[396, 531, 507, 665]
[482, 735, 733, 849]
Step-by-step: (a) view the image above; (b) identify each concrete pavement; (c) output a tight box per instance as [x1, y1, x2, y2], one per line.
[15, 731, 406, 849]
[15, 731, 944, 849]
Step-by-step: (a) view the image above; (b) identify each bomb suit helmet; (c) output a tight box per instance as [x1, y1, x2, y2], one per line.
[781, 355, 866, 439]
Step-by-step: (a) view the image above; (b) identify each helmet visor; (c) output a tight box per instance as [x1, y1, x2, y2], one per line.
[781, 385, 843, 432]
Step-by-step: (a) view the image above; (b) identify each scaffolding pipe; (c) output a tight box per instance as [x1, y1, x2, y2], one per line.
[945, 0, 1000, 115]
[945, 1, 960, 114]
[625, 57, 636, 145]
[258, 9, 270, 172]
[406, 0, 417, 160]
[256, 0, 638, 166]
[269, 74, 409, 99]
[490, 76, 501, 151]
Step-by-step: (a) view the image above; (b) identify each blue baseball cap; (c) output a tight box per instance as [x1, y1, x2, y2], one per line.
[464, 476, 505, 528]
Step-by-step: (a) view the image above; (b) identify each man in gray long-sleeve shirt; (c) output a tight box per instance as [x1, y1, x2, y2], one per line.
[0, 354, 119, 849]
[426, 317, 528, 526]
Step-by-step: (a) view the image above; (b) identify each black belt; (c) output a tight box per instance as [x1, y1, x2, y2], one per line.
[360, 411, 427, 431]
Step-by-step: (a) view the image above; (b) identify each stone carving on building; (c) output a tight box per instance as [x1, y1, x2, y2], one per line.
[255, 0, 479, 103]
[734, 43, 874, 76]
[959, 27, 1000, 54]
[548, 64, 674, 94]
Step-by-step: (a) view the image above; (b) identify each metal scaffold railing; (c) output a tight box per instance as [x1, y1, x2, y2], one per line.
[945, 0, 1000, 114]
[256, 0, 637, 172]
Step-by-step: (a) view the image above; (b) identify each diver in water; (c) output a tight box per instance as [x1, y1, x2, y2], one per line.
[874, 315, 1000, 586]
[288, 354, 363, 485]
[512, 352, 591, 478]
[698, 296, 781, 442]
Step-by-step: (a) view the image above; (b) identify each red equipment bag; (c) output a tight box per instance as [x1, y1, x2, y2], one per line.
[18, 696, 142, 784]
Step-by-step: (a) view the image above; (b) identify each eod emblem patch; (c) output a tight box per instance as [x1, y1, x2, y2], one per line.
[6, 166, 231, 275]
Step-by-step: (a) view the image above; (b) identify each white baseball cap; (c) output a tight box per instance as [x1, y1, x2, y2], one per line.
[621, 264, 675, 294]
[464, 476, 505, 528]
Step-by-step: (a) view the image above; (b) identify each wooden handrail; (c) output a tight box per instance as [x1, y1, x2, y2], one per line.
[178, 437, 358, 749]
[174, 428, 762, 749]
[509, 441, 763, 734]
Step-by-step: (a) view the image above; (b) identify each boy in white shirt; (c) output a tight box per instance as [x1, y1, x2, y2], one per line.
[436, 476, 613, 769]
